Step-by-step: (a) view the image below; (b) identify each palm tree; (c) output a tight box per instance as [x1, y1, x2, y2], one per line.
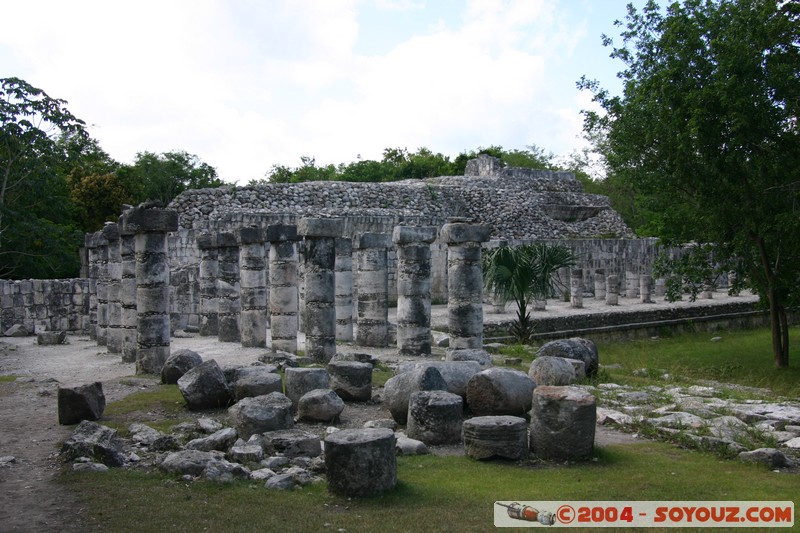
[483, 242, 577, 342]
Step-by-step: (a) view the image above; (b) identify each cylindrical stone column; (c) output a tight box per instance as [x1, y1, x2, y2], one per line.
[354, 233, 391, 348]
[334, 237, 354, 341]
[605, 275, 619, 306]
[625, 270, 639, 299]
[103, 223, 123, 354]
[407, 390, 463, 445]
[197, 232, 219, 337]
[238, 226, 268, 348]
[558, 266, 571, 302]
[640, 274, 653, 303]
[84, 233, 100, 340]
[529, 385, 596, 462]
[267, 224, 300, 354]
[324, 428, 397, 497]
[120, 205, 179, 375]
[298, 218, 343, 363]
[441, 221, 490, 351]
[570, 268, 583, 309]
[393, 226, 437, 356]
[119, 224, 137, 363]
[95, 232, 109, 345]
[593, 269, 606, 300]
[654, 277, 667, 299]
[217, 232, 241, 343]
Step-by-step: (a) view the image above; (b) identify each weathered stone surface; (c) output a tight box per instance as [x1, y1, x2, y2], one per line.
[185, 427, 238, 452]
[395, 435, 429, 455]
[384, 365, 448, 425]
[265, 473, 296, 490]
[465, 368, 534, 417]
[536, 338, 599, 376]
[284, 367, 330, 409]
[363, 419, 398, 431]
[37, 331, 67, 345]
[161, 349, 203, 384]
[324, 428, 397, 497]
[645, 412, 705, 429]
[58, 382, 106, 425]
[297, 389, 345, 423]
[396, 361, 482, 398]
[445, 348, 492, 366]
[129, 423, 164, 446]
[528, 356, 577, 387]
[177, 359, 233, 411]
[407, 390, 463, 445]
[61, 420, 125, 467]
[261, 429, 322, 458]
[327, 361, 372, 402]
[463, 415, 528, 460]
[4, 324, 29, 337]
[529, 386, 596, 461]
[231, 367, 283, 401]
[228, 393, 293, 439]
[738, 448, 793, 468]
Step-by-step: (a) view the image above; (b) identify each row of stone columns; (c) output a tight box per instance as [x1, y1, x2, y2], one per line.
[567, 269, 669, 308]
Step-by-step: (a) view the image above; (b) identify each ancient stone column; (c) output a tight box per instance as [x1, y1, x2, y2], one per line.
[529, 385, 596, 461]
[298, 218, 343, 363]
[238, 226, 267, 348]
[334, 237, 354, 341]
[95, 231, 109, 346]
[393, 225, 437, 356]
[103, 223, 123, 354]
[120, 205, 179, 375]
[625, 270, 639, 299]
[654, 277, 667, 299]
[324, 428, 397, 497]
[119, 223, 137, 363]
[570, 268, 584, 309]
[197, 232, 219, 337]
[605, 274, 619, 306]
[441, 221, 490, 351]
[640, 274, 653, 303]
[594, 269, 606, 300]
[267, 224, 300, 354]
[217, 232, 241, 343]
[84, 232, 100, 340]
[354, 233, 391, 348]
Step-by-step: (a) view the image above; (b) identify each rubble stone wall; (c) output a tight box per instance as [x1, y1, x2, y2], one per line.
[0, 279, 90, 334]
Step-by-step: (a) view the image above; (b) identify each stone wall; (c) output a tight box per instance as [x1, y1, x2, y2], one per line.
[0, 279, 90, 334]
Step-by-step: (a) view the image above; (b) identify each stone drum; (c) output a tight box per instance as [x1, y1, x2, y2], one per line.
[406, 390, 463, 445]
[529, 385, 596, 461]
[462, 415, 528, 460]
[324, 428, 397, 497]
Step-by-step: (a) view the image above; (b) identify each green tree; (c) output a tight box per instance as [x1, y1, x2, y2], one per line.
[580, 0, 800, 367]
[119, 150, 223, 205]
[0, 77, 87, 278]
[483, 243, 576, 342]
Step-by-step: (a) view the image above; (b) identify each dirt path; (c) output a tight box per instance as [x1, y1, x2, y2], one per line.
[0, 334, 639, 532]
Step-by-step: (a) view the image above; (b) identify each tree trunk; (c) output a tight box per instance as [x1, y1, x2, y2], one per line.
[768, 288, 789, 368]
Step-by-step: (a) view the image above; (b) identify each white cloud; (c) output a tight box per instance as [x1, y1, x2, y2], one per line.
[0, 0, 618, 183]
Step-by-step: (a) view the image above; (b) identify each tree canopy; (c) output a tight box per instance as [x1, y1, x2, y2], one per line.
[580, 0, 800, 366]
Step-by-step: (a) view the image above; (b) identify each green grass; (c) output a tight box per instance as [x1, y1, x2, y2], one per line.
[595, 326, 800, 397]
[102, 385, 195, 435]
[0, 374, 17, 383]
[62, 443, 797, 533]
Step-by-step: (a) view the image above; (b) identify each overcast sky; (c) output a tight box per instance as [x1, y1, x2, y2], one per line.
[1, 0, 643, 184]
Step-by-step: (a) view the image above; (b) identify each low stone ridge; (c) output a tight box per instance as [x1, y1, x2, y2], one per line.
[57, 382, 106, 425]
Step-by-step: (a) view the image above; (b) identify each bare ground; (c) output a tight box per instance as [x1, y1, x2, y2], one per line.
[0, 334, 640, 533]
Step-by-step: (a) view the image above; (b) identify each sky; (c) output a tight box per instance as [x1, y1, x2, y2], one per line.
[1, 0, 644, 185]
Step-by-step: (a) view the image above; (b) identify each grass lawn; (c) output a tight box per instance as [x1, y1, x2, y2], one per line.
[62, 326, 799, 532]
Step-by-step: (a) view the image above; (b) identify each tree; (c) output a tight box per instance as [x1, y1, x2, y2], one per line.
[483, 243, 576, 342]
[119, 150, 223, 205]
[579, 0, 800, 367]
[0, 77, 88, 278]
